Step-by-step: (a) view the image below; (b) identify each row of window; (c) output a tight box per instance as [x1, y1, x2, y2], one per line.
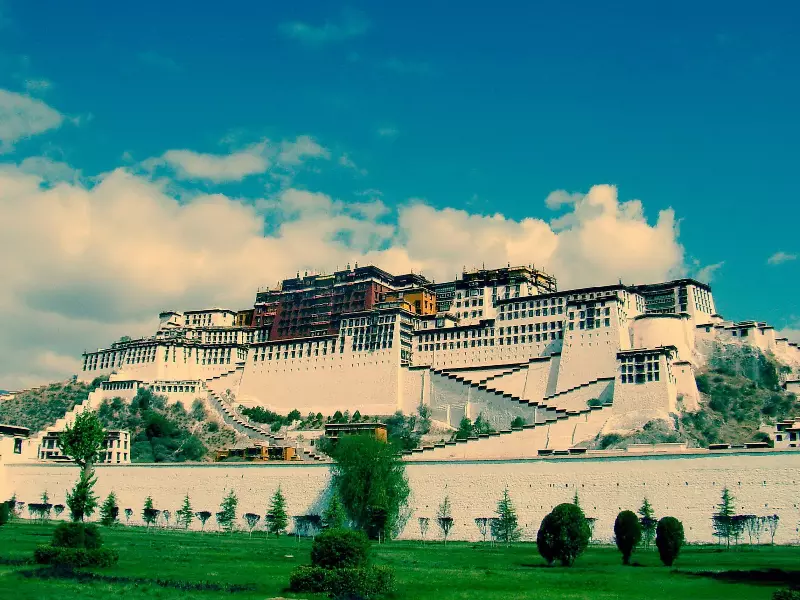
[498, 306, 564, 320]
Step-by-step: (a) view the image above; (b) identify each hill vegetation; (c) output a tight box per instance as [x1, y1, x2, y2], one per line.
[95, 388, 236, 462]
[0, 377, 106, 433]
[597, 346, 799, 449]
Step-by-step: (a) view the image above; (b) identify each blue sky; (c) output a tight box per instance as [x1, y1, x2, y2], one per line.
[0, 0, 798, 387]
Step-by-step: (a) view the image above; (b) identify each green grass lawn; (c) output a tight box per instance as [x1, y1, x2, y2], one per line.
[1, 521, 797, 599]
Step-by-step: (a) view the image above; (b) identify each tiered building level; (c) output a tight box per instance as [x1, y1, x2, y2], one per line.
[76, 263, 800, 459]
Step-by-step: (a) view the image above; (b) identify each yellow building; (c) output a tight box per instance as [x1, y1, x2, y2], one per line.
[384, 287, 437, 315]
[234, 309, 254, 327]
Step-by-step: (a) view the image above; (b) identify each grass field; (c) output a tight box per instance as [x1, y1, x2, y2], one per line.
[1, 521, 798, 599]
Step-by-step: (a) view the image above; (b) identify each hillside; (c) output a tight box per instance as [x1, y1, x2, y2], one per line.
[0, 377, 105, 433]
[596, 345, 799, 449]
[96, 388, 238, 462]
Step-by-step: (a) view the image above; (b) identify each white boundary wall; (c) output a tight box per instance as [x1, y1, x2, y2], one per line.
[4, 451, 800, 544]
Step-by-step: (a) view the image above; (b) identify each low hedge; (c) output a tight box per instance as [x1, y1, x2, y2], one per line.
[52, 522, 103, 549]
[290, 565, 395, 598]
[311, 528, 370, 569]
[34, 545, 119, 568]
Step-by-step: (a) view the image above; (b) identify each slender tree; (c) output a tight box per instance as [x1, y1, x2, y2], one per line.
[99, 491, 119, 526]
[243, 513, 261, 537]
[765, 514, 780, 544]
[322, 492, 346, 529]
[266, 487, 288, 536]
[176, 494, 194, 529]
[491, 488, 521, 544]
[217, 489, 238, 533]
[196, 510, 212, 532]
[418, 516, 430, 544]
[712, 487, 736, 548]
[142, 496, 159, 530]
[59, 410, 105, 522]
[162, 509, 171, 528]
[639, 498, 657, 549]
[475, 517, 490, 543]
[437, 495, 454, 544]
[124, 508, 132, 524]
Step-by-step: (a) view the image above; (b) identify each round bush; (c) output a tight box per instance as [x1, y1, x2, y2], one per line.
[614, 510, 642, 565]
[34, 545, 118, 568]
[289, 564, 395, 598]
[536, 503, 590, 566]
[655, 516, 684, 566]
[52, 522, 103, 549]
[311, 528, 370, 570]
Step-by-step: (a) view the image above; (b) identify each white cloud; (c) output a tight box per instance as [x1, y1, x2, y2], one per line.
[768, 251, 797, 266]
[377, 126, 399, 139]
[278, 135, 330, 165]
[0, 89, 63, 150]
[138, 51, 180, 72]
[338, 153, 367, 175]
[13, 156, 81, 184]
[694, 261, 724, 284]
[23, 79, 53, 94]
[279, 9, 370, 45]
[150, 136, 331, 183]
[0, 164, 686, 388]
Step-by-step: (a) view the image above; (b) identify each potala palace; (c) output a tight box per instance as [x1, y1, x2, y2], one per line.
[60, 263, 799, 461]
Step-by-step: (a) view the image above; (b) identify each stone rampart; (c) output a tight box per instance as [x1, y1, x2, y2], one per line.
[4, 451, 799, 544]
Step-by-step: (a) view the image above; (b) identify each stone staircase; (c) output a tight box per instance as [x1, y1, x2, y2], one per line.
[403, 404, 612, 460]
[24, 387, 107, 456]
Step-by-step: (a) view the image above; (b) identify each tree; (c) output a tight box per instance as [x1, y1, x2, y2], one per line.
[639, 497, 657, 549]
[455, 417, 473, 440]
[59, 410, 106, 522]
[322, 492, 346, 529]
[218, 489, 238, 533]
[124, 508, 132, 523]
[162, 510, 171, 528]
[510, 416, 526, 428]
[142, 496, 159, 530]
[614, 510, 642, 565]
[475, 517, 490, 543]
[266, 487, 288, 536]
[491, 488, 521, 544]
[536, 503, 591, 566]
[196, 511, 212, 532]
[436, 496, 454, 544]
[712, 487, 736, 548]
[176, 494, 193, 529]
[417, 403, 432, 435]
[473, 413, 494, 434]
[655, 517, 684, 566]
[54, 504, 65, 518]
[330, 435, 410, 540]
[418, 517, 430, 543]
[572, 491, 580, 509]
[99, 492, 119, 527]
[243, 513, 261, 537]
[765, 514, 780, 544]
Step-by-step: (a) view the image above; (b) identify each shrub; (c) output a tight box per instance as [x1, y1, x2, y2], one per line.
[773, 590, 800, 600]
[0, 500, 10, 525]
[536, 503, 590, 566]
[34, 545, 119, 568]
[614, 510, 642, 565]
[52, 522, 102, 549]
[311, 528, 370, 569]
[289, 565, 395, 599]
[656, 516, 685, 566]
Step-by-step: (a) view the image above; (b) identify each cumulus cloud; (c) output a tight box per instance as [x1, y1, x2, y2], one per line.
[148, 135, 330, 183]
[279, 9, 370, 45]
[768, 251, 797, 265]
[0, 89, 63, 150]
[0, 166, 687, 389]
[694, 261, 725, 284]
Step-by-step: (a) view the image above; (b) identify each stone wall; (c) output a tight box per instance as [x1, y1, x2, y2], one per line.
[4, 451, 799, 544]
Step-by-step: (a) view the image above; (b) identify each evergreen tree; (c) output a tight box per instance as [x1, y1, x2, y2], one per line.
[217, 489, 238, 533]
[59, 410, 105, 522]
[713, 487, 736, 548]
[99, 491, 119, 526]
[142, 496, 159, 530]
[176, 494, 194, 529]
[573, 491, 580, 508]
[491, 487, 521, 544]
[639, 497, 657, 549]
[266, 487, 288, 536]
[323, 492, 347, 529]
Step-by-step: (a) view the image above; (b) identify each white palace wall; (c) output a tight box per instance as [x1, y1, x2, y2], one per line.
[4, 452, 799, 544]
